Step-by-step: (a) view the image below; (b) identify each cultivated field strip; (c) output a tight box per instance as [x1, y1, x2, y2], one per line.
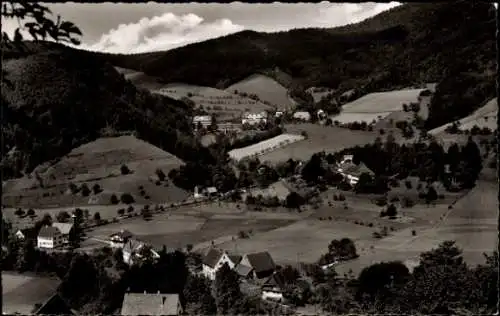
[228, 134, 306, 161]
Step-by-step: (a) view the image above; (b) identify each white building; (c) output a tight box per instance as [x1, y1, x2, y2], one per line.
[292, 111, 311, 121]
[109, 230, 134, 248]
[242, 112, 267, 125]
[193, 115, 212, 129]
[202, 247, 242, 280]
[37, 226, 64, 249]
[261, 272, 286, 302]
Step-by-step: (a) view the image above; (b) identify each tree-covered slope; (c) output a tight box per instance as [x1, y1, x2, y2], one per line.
[1, 43, 214, 179]
[93, 2, 496, 129]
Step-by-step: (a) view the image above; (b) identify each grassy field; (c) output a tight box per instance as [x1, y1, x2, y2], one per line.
[429, 97, 497, 135]
[242, 180, 291, 201]
[334, 177, 497, 276]
[259, 124, 378, 163]
[2, 135, 188, 209]
[330, 88, 426, 125]
[156, 83, 273, 120]
[228, 134, 306, 162]
[226, 74, 295, 110]
[84, 203, 301, 251]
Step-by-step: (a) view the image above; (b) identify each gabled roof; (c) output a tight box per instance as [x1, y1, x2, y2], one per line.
[263, 272, 286, 291]
[123, 239, 146, 254]
[52, 222, 73, 235]
[228, 254, 242, 265]
[38, 226, 60, 239]
[121, 293, 181, 316]
[202, 248, 224, 268]
[244, 252, 276, 273]
[234, 264, 254, 277]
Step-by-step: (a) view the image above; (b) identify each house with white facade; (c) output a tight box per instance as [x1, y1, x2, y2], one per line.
[292, 111, 311, 122]
[242, 112, 267, 126]
[37, 226, 64, 249]
[51, 222, 74, 245]
[261, 272, 286, 302]
[336, 158, 374, 186]
[192, 115, 212, 130]
[109, 230, 134, 248]
[194, 186, 219, 199]
[202, 247, 242, 280]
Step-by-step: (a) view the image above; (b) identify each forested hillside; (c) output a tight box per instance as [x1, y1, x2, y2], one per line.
[93, 2, 496, 129]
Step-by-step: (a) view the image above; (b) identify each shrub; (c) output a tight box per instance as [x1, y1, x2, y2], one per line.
[379, 129, 385, 135]
[127, 206, 134, 213]
[110, 194, 119, 205]
[27, 209, 35, 217]
[404, 180, 412, 189]
[412, 230, 417, 236]
[68, 182, 79, 194]
[368, 223, 373, 227]
[338, 194, 346, 201]
[155, 168, 166, 181]
[120, 164, 131, 175]
[117, 209, 125, 216]
[93, 212, 101, 221]
[333, 195, 338, 201]
[145, 195, 150, 200]
[14, 208, 25, 217]
[139, 190, 146, 196]
[92, 183, 102, 194]
[81, 183, 91, 197]
[155, 180, 161, 186]
[120, 193, 135, 204]
[386, 204, 397, 218]
[328, 216, 332, 220]
[238, 230, 249, 239]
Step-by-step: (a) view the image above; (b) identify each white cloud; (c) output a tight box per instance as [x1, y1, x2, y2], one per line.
[82, 12, 244, 54]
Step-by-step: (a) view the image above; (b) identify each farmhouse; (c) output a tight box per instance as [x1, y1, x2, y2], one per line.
[37, 222, 74, 249]
[192, 115, 212, 129]
[217, 122, 242, 133]
[51, 222, 74, 245]
[261, 272, 286, 302]
[337, 160, 374, 186]
[292, 111, 311, 121]
[122, 239, 160, 266]
[120, 292, 183, 316]
[240, 251, 277, 280]
[194, 186, 219, 199]
[109, 230, 134, 248]
[202, 247, 242, 280]
[234, 263, 254, 280]
[242, 111, 267, 126]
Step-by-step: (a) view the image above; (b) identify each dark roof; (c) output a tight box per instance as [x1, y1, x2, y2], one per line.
[202, 248, 224, 268]
[263, 272, 286, 290]
[38, 226, 60, 238]
[121, 293, 181, 315]
[244, 252, 276, 273]
[228, 254, 242, 265]
[234, 264, 254, 277]
[341, 161, 374, 177]
[35, 293, 76, 315]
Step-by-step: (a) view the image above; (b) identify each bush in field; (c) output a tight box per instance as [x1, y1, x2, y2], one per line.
[92, 183, 102, 194]
[110, 194, 119, 205]
[117, 209, 125, 216]
[120, 193, 135, 204]
[120, 164, 131, 175]
[81, 183, 91, 197]
[386, 204, 397, 218]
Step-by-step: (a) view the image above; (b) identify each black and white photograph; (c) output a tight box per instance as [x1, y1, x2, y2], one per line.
[1, 1, 498, 315]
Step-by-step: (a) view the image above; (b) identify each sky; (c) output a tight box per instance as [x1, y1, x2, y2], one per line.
[2, 2, 403, 54]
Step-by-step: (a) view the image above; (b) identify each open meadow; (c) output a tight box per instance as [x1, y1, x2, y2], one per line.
[259, 124, 378, 163]
[330, 88, 426, 125]
[83, 203, 303, 251]
[2, 135, 189, 209]
[156, 83, 273, 119]
[334, 176, 498, 276]
[226, 74, 296, 110]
